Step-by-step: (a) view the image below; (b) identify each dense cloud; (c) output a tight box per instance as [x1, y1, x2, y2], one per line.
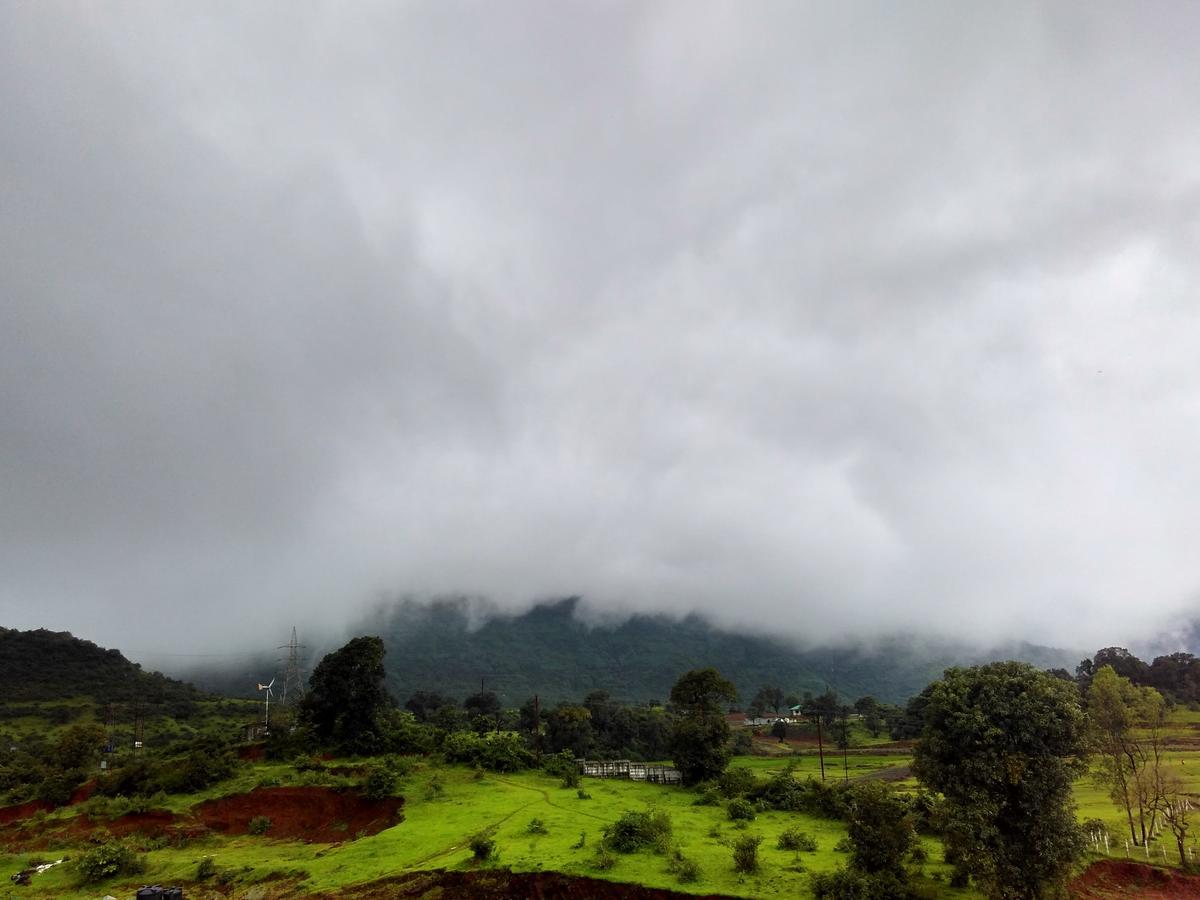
[2, 2, 1199, 657]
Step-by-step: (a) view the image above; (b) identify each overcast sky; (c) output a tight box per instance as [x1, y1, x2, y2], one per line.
[3, 2, 1200, 659]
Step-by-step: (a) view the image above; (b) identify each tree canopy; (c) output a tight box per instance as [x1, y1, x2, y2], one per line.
[300, 635, 393, 755]
[913, 661, 1088, 899]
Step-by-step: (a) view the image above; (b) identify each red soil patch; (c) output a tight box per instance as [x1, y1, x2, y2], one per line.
[193, 786, 402, 842]
[0, 800, 52, 825]
[1071, 859, 1200, 898]
[321, 869, 739, 899]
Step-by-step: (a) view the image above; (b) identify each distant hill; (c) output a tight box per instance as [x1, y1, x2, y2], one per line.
[340, 597, 1079, 707]
[0, 627, 203, 703]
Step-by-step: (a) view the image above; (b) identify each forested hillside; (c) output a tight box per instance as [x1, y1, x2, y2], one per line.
[347, 597, 1076, 706]
[0, 627, 202, 703]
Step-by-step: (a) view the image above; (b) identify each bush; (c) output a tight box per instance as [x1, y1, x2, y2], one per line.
[361, 766, 396, 800]
[810, 867, 918, 899]
[470, 831, 496, 860]
[571, 830, 587, 849]
[910, 845, 928, 863]
[727, 798, 756, 821]
[718, 767, 756, 797]
[592, 845, 616, 870]
[526, 818, 548, 835]
[560, 769, 581, 789]
[247, 816, 272, 835]
[692, 787, 721, 806]
[75, 842, 144, 884]
[732, 834, 762, 874]
[667, 850, 701, 883]
[576, 788, 591, 800]
[196, 857, 217, 880]
[845, 781, 915, 875]
[778, 827, 818, 851]
[603, 810, 673, 853]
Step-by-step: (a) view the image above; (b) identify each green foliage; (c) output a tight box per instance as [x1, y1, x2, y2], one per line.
[810, 867, 919, 900]
[731, 833, 762, 873]
[247, 815, 273, 835]
[361, 766, 397, 800]
[75, 841, 145, 883]
[717, 766, 755, 797]
[845, 781, 915, 875]
[470, 830, 496, 860]
[667, 849, 701, 883]
[0, 627, 202, 704]
[591, 844, 617, 869]
[196, 856, 217, 880]
[726, 797, 755, 821]
[441, 730, 533, 772]
[526, 817, 548, 834]
[777, 826, 818, 851]
[300, 635, 393, 755]
[602, 809, 673, 853]
[914, 661, 1088, 900]
[571, 830, 586, 849]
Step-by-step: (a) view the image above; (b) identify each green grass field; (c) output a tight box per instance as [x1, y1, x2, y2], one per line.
[6, 709, 1200, 898]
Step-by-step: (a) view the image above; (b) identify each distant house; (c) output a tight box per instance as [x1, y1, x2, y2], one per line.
[242, 722, 267, 742]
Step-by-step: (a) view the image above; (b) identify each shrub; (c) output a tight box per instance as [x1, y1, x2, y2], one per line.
[676, 857, 701, 883]
[667, 849, 701, 883]
[576, 788, 591, 800]
[910, 845, 928, 864]
[732, 834, 762, 873]
[75, 842, 144, 884]
[810, 867, 918, 899]
[591, 845, 616, 870]
[470, 831, 496, 861]
[560, 769, 581, 789]
[845, 781, 915, 875]
[361, 766, 396, 800]
[718, 767, 756, 797]
[834, 836, 852, 852]
[603, 810, 673, 853]
[778, 827, 818, 851]
[196, 857, 217, 880]
[542, 750, 579, 781]
[571, 830, 587, 849]
[247, 816, 272, 835]
[424, 774, 444, 800]
[692, 787, 721, 806]
[727, 798, 756, 821]
[526, 818, 548, 835]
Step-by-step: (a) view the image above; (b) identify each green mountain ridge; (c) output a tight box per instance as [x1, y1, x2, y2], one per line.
[0, 626, 203, 704]
[355, 597, 1078, 706]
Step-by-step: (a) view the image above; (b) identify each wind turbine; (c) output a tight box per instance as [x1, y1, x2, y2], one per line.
[256, 678, 275, 733]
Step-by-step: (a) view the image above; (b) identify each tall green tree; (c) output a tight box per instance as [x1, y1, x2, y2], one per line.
[668, 668, 736, 785]
[1088, 664, 1168, 847]
[300, 635, 393, 755]
[913, 661, 1088, 900]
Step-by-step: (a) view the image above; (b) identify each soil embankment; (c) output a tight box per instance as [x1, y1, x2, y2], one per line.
[324, 869, 740, 899]
[193, 786, 402, 842]
[1071, 859, 1200, 898]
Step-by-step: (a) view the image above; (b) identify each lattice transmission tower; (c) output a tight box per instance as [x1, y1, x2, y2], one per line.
[277, 626, 307, 706]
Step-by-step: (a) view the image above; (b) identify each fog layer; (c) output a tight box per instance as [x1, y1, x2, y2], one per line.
[3, 3, 1200, 655]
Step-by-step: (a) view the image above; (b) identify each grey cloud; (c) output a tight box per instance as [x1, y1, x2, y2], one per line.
[2, 2, 1200, 656]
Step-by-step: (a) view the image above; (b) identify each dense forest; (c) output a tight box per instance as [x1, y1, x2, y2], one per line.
[0, 627, 202, 704]
[180, 597, 1078, 704]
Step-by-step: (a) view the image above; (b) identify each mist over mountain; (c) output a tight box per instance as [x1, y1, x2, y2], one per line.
[178, 597, 1079, 707]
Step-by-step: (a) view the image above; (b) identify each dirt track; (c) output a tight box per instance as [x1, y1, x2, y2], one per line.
[321, 869, 740, 899]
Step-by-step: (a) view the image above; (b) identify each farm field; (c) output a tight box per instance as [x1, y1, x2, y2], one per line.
[0, 753, 962, 899]
[8, 740, 1200, 899]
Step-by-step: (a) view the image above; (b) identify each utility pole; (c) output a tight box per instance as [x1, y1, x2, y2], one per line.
[533, 694, 541, 766]
[816, 714, 826, 781]
[277, 626, 306, 707]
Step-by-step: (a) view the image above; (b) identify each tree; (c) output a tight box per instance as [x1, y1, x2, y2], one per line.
[463, 690, 502, 732]
[300, 636, 393, 755]
[668, 668, 736, 785]
[845, 780, 915, 875]
[913, 662, 1088, 900]
[750, 685, 784, 717]
[544, 704, 595, 758]
[404, 690, 454, 723]
[770, 719, 787, 742]
[1088, 665, 1168, 847]
[853, 696, 884, 738]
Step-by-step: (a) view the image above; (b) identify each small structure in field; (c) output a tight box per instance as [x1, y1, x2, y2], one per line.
[576, 759, 681, 784]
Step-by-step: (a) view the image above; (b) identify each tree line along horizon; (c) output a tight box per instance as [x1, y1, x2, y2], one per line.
[3, 630, 1200, 899]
